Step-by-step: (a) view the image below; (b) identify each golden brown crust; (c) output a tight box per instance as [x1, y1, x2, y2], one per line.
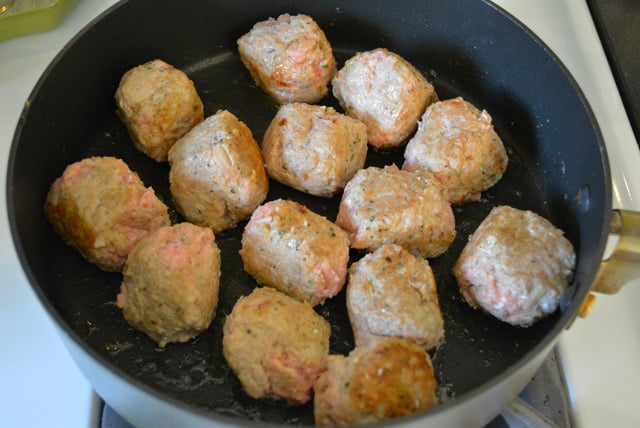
[44, 156, 170, 272]
[115, 59, 204, 162]
[117, 223, 221, 347]
[223, 287, 331, 404]
[314, 338, 438, 426]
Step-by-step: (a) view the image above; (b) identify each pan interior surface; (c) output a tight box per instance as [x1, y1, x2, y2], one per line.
[7, 0, 609, 425]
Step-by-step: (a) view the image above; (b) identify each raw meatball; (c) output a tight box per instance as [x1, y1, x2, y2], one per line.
[44, 156, 170, 272]
[403, 97, 508, 204]
[237, 14, 336, 104]
[262, 103, 368, 197]
[331, 48, 437, 150]
[116, 223, 221, 347]
[313, 337, 439, 426]
[240, 199, 350, 306]
[347, 244, 444, 350]
[223, 287, 331, 404]
[115, 59, 204, 162]
[335, 165, 456, 258]
[168, 110, 268, 233]
[453, 206, 576, 327]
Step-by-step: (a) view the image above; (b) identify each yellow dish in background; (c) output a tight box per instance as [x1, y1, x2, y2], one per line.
[0, 0, 80, 42]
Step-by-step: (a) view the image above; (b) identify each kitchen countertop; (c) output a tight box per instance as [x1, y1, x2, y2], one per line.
[587, 0, 640, 145]
[1, 1, 639, 427]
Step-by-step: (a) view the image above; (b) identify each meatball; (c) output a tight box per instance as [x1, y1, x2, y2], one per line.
[237, 14, 336, 104]
[116, 223, 221, 347]
[168, 110, 268, 233]
[115, 59, 204, 162]
[335, 165, 456, 258]
[453, 206, 576, 327]
[403, 97, 508, 204]
[331, 48, 437, 150]
[262, 103, 368, 197]
[313, 337, 439, 426]
[223, 287, 331, 404]
[347, 244, 444, 350]
[44, 156, 170, 272]
[240, 199, 350, 306]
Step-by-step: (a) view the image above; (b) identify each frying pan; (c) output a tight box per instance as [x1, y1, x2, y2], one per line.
[6, 0, 638, 427]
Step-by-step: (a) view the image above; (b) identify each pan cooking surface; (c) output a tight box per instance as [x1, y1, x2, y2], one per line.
[8, 0, 611, 425]
[44, 47, 554, 425]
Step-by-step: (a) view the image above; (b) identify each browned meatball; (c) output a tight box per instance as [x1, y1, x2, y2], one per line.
[331, 48, 438, 150]
[44, 156, 170, 272]
[116, 223, 221, 347]
[347, 244, 444, 350]
[335, 165, 456, 258]
[262, 103, 368, 197]
[240, 199, 350, 306]
[313, 337, 439, 426]
[168, 110, 269, 233]
[237, 14, 336, 104]
[453, 206, 576, 327]
[223, 287, 331, 404]
[403, 97, 508, 204]
[115, 59, 204, 162]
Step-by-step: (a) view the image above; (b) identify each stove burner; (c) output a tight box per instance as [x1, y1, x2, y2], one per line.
[500, 348, 572, 428]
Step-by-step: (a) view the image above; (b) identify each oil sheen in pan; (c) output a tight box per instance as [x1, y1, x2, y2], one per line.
[50, 46, 554, 425]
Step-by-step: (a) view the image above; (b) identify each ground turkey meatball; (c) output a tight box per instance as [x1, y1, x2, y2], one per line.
[336, 165, 455, 258]
[237, 14, 336, 104]
[116, 223, 221, 347]
[240, 199, 350, 306]
[44, 156, 170, 272]
[223, 287, 331, 404]
[347, 244, 444, 350]
[168, 110, 268, 233]
[403, 97, 508, 204]
[115, 59, 204, 162]
[332, 48, 438, 150]
[453, 206, 576, 327]
[262, 103, 368, 197]
[313, 337, 439, 426]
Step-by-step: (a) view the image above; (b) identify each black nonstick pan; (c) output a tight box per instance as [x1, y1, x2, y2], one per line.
[6, 0, 622, 426]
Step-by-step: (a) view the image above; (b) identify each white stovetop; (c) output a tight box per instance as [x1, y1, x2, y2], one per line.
[1, 1, 639, 427]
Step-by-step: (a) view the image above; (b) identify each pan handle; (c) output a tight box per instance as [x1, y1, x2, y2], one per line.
[591, 209, 640, 294]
